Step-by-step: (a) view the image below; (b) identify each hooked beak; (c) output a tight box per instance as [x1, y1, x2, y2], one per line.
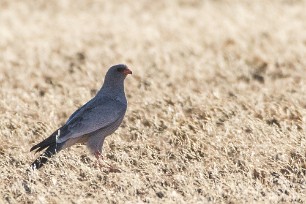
[123, 68, 132, 75]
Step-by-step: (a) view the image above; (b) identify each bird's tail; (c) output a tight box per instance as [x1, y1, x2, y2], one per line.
[30, 144, 63, 169]
[30, 128, 64, 170]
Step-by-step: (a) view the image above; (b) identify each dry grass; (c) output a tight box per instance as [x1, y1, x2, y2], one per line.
[1, 0, 306, 203]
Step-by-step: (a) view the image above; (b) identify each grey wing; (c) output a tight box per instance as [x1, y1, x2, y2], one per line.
[66, 98, 96, 124]
[57, 99, 126, 143]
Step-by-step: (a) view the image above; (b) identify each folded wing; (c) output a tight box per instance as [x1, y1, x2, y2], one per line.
[57, 98, 127, 143]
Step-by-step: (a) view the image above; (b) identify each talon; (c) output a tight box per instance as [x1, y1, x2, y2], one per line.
[94, 151, 101, 159]
[92, 152, 121, 173]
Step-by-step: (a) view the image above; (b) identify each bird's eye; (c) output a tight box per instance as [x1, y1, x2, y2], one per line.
[117, 67, 125, 72]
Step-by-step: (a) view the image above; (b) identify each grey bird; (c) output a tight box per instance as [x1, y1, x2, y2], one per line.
[30, 64, 132, 169]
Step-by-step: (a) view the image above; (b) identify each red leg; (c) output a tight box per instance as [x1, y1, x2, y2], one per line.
[94, 151, 102, 159]
[93, 151, 121, 173]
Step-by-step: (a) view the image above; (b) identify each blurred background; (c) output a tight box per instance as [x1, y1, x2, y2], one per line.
[0, 0, 306, 203]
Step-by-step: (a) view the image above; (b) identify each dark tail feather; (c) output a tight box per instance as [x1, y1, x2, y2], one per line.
[30, 143, 63, 170]
[30, 128, 60, 153]
[30, 126, 66, 170]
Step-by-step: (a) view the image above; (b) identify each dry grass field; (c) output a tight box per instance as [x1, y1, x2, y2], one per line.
[1, 0, 306, 203]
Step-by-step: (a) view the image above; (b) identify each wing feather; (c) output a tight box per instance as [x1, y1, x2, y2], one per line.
[57, 98, 126, 143]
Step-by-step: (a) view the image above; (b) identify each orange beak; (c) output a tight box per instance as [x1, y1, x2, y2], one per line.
[123, 68, 132, 75]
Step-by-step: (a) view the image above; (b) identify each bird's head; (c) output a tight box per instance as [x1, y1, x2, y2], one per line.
[114, 64, 133, 76]
[102, 64, 132, 91]
[105, 64, 132, 80]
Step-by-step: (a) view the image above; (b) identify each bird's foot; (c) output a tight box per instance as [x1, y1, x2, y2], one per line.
[93, 151, 121, 173]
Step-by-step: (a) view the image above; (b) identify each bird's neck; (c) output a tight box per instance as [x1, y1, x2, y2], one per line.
[98, 80, 126, 103]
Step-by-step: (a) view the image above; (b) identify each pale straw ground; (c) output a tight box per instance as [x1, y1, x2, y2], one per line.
[0, 0, 306, 203]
